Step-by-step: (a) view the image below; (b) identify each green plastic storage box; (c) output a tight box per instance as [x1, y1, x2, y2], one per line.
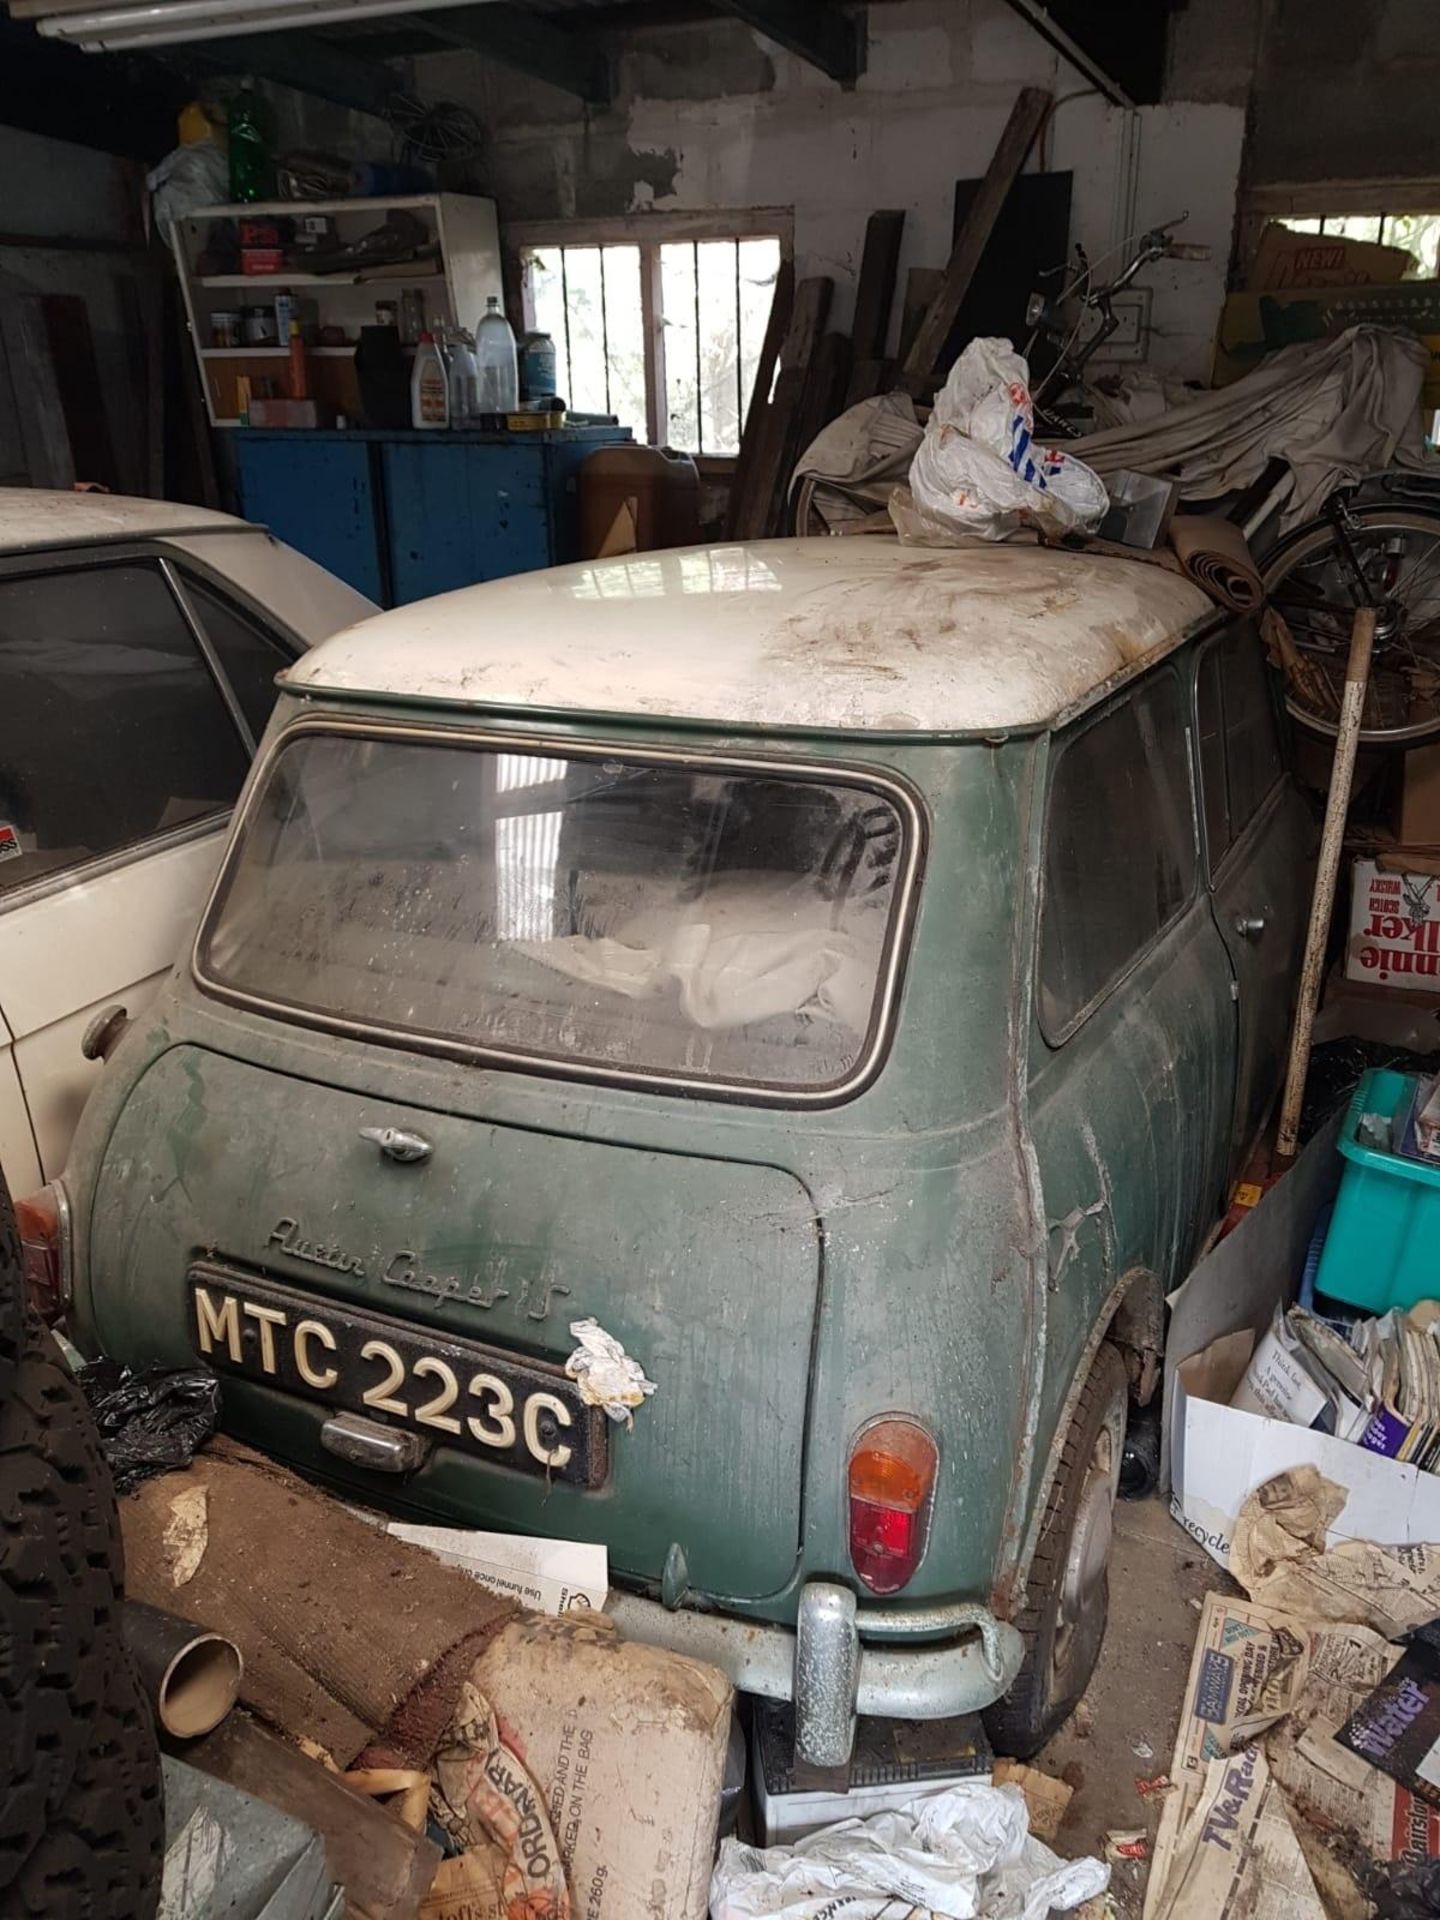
[1313, 1067, 1440, 1313]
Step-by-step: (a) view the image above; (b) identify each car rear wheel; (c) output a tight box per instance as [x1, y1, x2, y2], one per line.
[983, 1342, 1128, 1759]
[0, 1172, 163, 1918]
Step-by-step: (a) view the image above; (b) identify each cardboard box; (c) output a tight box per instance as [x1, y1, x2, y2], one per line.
[1165, 1103, 1440, 1566]
[1401, 744, 1440, 849]
[1248, 222, 1414, 292]
[1345, 856, 1440, 991]
[1214, 281, 1440, 408]
[1170, 1345, 1440, 1569]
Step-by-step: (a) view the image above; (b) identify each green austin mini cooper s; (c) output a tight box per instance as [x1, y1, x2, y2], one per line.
[45, 537, 1313, 1767]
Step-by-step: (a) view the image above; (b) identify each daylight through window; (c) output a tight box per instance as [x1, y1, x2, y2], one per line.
[523, 234, 783, 456]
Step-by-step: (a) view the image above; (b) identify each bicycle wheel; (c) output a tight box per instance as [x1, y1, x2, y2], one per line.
[1263, 504, 1440, 747]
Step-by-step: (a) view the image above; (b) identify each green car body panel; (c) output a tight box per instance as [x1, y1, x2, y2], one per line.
[56, 539, 1313, 1755]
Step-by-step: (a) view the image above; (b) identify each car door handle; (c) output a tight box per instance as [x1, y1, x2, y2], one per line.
[1234, 914, 1267, 940]
[359, 1125, 432, 1163]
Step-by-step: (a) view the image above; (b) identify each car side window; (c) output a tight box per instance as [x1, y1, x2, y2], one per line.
[1039, 669, 1196, 1039]
[1197, 622, 1285, 876]
[0, 561, 249, 898]
[179, 574, 295, 744]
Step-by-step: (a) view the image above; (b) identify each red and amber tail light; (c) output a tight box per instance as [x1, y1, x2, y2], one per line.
[14, 1183, 71, 1324]
[847, 1414, 938, 1595]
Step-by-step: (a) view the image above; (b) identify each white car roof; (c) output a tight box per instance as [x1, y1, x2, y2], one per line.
[0, 486, 248, 554]
[287, 537, 1216, 736]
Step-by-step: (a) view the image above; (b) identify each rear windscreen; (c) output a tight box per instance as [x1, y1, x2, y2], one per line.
[198, 729, 914, 1096]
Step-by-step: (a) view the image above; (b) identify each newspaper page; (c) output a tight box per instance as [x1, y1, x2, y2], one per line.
[1144, 1592, 1317, 1916]
[1231, 1466, 1440, 1637]
[1147, 1747, 1326, 1920]
[383, 1521, 608, 1614]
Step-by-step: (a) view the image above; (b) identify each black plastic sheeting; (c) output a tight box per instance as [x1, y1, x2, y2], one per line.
[77, 1360, 220, 1493]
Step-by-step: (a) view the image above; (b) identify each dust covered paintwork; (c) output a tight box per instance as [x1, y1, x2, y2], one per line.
[284, 537, 1213, 735]
[0, 486, 244, 554]
[60, 560, 1313, 1760]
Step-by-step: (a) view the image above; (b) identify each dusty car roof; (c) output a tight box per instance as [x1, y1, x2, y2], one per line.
[0, 486, 248, 554]
[285, 537, 1217, 735]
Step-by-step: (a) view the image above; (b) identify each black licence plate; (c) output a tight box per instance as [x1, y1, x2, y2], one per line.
[188, 1266, 606, 1488]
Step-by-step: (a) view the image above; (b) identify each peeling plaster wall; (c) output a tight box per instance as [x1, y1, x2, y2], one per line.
[417, 0, 1246, 383]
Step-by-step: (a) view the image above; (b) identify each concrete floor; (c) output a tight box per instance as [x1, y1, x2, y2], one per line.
[1036, 1492, 1231, 1915]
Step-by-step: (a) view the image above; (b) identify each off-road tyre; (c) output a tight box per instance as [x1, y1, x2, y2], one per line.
[984, 1342, 1128, 1760]
[0, 1190, 162, 1917]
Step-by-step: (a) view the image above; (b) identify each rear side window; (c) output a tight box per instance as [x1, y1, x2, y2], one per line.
[0, 562, 248, 896]
[1197, 623, 1285, 871]
[1039, 671, 1196, 1037]
[180, 575, 294, 743]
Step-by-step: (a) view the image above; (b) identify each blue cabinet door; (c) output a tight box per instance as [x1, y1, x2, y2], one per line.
[381, 442, 551, 605]
[233, 437, 382, 603]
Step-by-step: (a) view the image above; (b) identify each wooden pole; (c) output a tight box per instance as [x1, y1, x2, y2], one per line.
[1274, 604, 1378, 1163]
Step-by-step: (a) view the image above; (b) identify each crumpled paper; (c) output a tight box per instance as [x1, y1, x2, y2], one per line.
[710, 1782, 1107, 1920]
[565, 1318, 657, 1424]
[1231, 1465, 1440, 1639]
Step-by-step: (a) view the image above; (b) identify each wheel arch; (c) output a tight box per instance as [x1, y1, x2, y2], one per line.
[1001, 1264, 1157, 1618]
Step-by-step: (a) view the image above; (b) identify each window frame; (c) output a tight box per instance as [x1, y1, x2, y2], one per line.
[0, 542, 278, 917]
[191, 712, 928, 1112]
[1193, 622, 1289, 885]
[1035, 661, 1202, 1049]
[508, 208, 794, 458]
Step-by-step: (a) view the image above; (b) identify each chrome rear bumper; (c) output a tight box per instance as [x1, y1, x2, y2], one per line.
[606, 1581, 1023, 1767]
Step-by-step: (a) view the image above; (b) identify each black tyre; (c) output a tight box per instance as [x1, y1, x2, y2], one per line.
[984, 1342, 1128, 1759]
[1263, 505, 1440, 748]
[0, 1176, 162, 1918]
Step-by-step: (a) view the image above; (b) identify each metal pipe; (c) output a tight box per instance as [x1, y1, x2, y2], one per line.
[122, 1601, 243, 1740]
[1275, 604, 1378, 1163]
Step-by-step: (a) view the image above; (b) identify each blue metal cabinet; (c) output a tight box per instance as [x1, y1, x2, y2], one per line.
[232, 436, 383, 603]
[381, 440, 550, 603]
[231, 427, 631, 608]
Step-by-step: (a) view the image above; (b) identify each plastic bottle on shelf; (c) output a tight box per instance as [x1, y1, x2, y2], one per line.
[475, 296, 518, 416]
[411, 331, 449, 429]
[446, 327, 480, 427]
[227, 80, 276, 203]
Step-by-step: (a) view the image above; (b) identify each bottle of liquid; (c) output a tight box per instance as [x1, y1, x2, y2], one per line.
[447, 327, 479, 427]
[273, 287, 297, 341]
[475, 296, 518, 416]
[519, 329, 557, 406]
[411, 331, 449, 429]
[288, 320, 309, 402]
[227, 80, 276, 203]
[400, 288, 427, 348]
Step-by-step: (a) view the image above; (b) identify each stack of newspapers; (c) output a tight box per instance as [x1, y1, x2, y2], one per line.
[1231, 1298, 1440, 1465]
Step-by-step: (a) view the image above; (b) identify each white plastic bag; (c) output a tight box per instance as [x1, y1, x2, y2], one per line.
[709, 1782, 1108, 1920]
[907, 338, 1108, 542]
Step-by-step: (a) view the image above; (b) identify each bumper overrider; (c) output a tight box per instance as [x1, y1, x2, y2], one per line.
[606, 1581, 1023, 1766]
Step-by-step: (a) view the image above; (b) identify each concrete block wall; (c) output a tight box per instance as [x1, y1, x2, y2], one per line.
[415, 0, 1247, 384]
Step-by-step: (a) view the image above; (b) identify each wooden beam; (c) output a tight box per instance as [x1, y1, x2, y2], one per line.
[727, 256, 792, 539]
[191, 32, 398, 119]
[731, 273, 831, 540]
[850, 208, 904, 363]
[421, 5, 611, 106]
[899, 85, 1051, 395]
[710, 0, 864, 85]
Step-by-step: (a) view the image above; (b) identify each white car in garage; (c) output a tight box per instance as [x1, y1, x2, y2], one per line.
[0, 489, 374, 1196]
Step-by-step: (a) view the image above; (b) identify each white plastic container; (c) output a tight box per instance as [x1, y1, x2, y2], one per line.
[410, 330, 449, 430]
[475, 295, 518, 415]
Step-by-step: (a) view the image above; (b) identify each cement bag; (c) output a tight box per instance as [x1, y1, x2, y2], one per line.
[907, 338, 1108, 542]
[710, 1782, 1108, 1920]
